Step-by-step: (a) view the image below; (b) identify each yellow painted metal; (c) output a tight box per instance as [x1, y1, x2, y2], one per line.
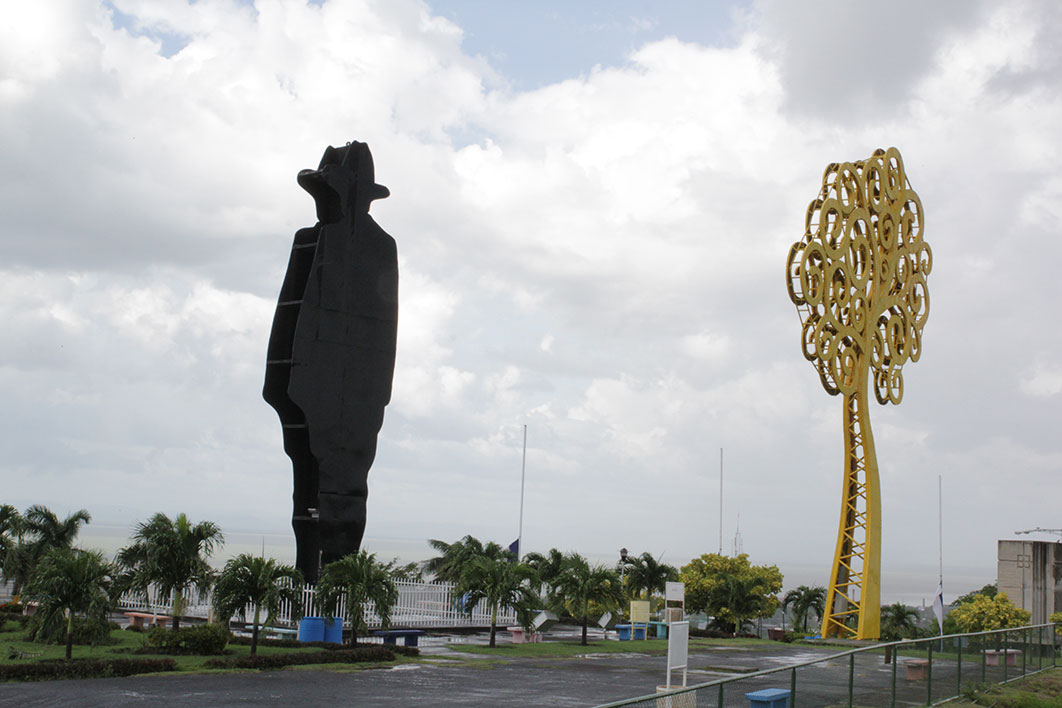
[786, 147, 931, 640]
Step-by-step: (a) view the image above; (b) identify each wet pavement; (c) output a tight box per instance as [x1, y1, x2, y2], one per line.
[0, 632, 986, 707]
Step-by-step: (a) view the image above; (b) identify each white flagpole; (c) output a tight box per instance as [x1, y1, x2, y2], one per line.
[517, 424, 527, 560]
[719, 448, 723, 555]
[939, 475, 943, 634]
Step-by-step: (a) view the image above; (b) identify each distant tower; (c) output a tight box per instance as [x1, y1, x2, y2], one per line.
[786, 148, 932, 640]
[732, 514, 743, 557]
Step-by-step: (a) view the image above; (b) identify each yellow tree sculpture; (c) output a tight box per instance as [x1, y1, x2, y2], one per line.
[786, 147, 931, 640]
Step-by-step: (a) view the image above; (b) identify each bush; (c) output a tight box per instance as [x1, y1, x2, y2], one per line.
[0, 657, 177, 681]
[0, 602, 22, 614]
[145, 623, 231, 654]
[26, 615, 117, 646]
[225, 635, 420, 656]
[689, 627, 731, 639]
[204, 646, 395, 670]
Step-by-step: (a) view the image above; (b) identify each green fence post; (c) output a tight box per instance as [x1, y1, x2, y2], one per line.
[891, 645, 897, 708]
[1004, 631, 1009, 683]
[927, 642, 933, 706]
[848, 653, 854, 708]
[791, 667, 797, 708]
[1039, 626, 1043, 671]
[718, 682, 723, 708]
[982, 635, 987, 683]
[957, 635, 962, 697]
[1022, 627, 1027, 675]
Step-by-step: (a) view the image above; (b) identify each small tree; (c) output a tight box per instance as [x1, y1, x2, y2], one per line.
[554, 553, 624, 646]
[422, 535, 511, 583]
[456, 556, 538, 647]
[212, 554, 304, 656]
[21, 547, 116, 660]
[879, 602, 921, 641]
[949, 592, 1030, 633]
[624, 552, 678, 602]
[3, 505, 91, 596]
[680, 553, 782, 635]
[316, 551, 398, 646]
[782, 586, 827, 633]
[117, 512, 223, 631]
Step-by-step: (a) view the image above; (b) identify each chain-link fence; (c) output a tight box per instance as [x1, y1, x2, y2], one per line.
[595, 624, 1058, 708]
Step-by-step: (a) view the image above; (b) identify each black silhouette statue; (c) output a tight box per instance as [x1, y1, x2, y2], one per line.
[264, 141, 398, 583]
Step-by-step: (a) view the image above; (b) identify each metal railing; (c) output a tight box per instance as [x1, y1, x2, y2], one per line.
[596, 624, 1059, 708]
[118, 579, 516, 629]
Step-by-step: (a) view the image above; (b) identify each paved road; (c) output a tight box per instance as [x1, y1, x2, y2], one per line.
[0, 640, 1009, 707]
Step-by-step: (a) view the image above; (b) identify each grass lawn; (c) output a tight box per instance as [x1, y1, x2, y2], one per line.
[937, 668, 1062, 707]
[446, 636, 781, 658]
[0, 621, 368, 673]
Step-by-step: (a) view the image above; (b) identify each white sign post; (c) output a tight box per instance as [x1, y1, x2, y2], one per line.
[665, 620, 689, 689]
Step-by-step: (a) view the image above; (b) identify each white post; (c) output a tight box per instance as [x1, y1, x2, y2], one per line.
[518, 424, 527, 559]
[718, 448, 723, 555]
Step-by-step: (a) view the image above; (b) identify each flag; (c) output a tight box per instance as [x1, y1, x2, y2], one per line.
[508, 538, 519, 561]
[932, 584, 944, 636]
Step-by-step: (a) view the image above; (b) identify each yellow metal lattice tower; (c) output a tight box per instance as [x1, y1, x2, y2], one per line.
[786, 147, 931, 640]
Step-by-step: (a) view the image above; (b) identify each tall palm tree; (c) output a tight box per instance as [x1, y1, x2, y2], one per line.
[21, 547, 116, 660]
[555, 553, 624, 646]
[456, 556, 538, 647]
[315, 551, 398, 646]
[3, 505, 90, 596]
[624, 552, 678, 600]
[880, 602, 921, 641]
[525, 547, 566, 607]
[212, 554, 304, 656]
[782, 585, 827, 633]
[422, 535, 511, 583]
[117, 512, 223, 631]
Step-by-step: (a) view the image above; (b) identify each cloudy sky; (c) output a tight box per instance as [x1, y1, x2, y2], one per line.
[3, 0, 1060, 602]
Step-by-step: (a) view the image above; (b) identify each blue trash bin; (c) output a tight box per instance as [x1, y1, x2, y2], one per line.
[632, 623, 647, 640]
[323, 617, 343, 644]
[616, 623, 632, 640]
[298, 616, 325, 642]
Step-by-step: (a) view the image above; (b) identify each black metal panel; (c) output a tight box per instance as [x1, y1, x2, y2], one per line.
[263, 142, 398, 582]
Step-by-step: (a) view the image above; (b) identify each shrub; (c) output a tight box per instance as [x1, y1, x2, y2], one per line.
[145, 623, 231, 654]
[0, 657, 177, 681]
[689, 627, 731, 639]
[204, 646, 395, 670]
[0, 602, 22, 613]
[26, 615, 117, 646]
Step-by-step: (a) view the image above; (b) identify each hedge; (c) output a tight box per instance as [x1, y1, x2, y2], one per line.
[0, 657, 177, 681]
[204, 646, 396, 670]
[145, 624, 231, 654]
[227, 636, 418, 656]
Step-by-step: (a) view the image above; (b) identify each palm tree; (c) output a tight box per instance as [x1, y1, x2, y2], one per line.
[880, 602, 921, 641]
[525, 547, 566, 608]
[21, 547, 116, 660]
[624, 552, 678, 600]
[117, 512, 223, 631]
[782, 585, 827, 633]
[3, 505, 91, 596]
[315, 551, 398, 646]
[422, 535, 512, 583]
[456, 556, 538, 647]
[212, 554, 304, 656]
[554, 553, 624, 646]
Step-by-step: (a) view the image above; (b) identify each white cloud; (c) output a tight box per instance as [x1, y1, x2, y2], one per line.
[3, 0, 1062, 599]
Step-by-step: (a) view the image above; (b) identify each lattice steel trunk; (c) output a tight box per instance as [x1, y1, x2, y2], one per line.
[822, 366, 881, 639]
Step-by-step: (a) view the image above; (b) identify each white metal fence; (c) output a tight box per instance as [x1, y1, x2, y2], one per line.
[118, 579, 516, 629]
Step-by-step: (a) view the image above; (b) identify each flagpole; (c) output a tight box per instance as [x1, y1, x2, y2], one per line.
[517, 424, 527, 560]
[719, 448, 723, 556]
[938, 474, 943, 638]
